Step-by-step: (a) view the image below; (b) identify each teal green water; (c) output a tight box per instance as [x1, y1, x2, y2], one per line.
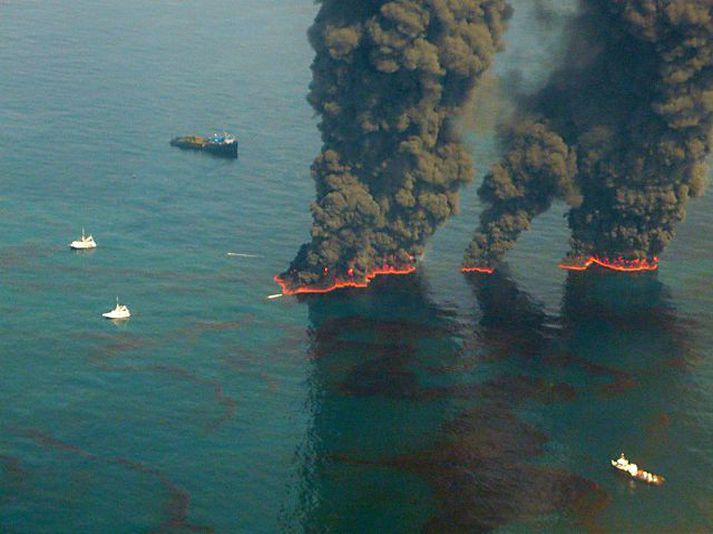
[1, 1, 712, 532]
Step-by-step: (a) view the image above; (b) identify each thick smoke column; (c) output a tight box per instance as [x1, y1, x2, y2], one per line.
[464, 119, 579, 268]
[278, 0, 511, 292]
[464, 0, 713, 271]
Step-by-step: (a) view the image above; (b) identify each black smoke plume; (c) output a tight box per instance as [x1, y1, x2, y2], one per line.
[280, 0, 512, 290]
[464, 0, 713, 269]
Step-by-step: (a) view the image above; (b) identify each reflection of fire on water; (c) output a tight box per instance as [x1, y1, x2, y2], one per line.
[559, 256, 659, 272]
[274, 264, 416, 295]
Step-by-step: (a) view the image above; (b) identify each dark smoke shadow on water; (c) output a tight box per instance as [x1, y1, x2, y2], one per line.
[462, 267, 697, 529]
[559, 268, 678, 328]
[466, 265, 683, 341]
[465, 266, 690, 389]
[282, 266, 696, 531]
[281, 275, 461, 532]
[282, 275, 613, 532]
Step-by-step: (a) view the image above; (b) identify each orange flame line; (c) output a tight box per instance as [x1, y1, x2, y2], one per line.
[558, 256, 658, 272]
[460, 265, 495, 274]
[274, 265, 416, 295]
[558, 258, 594, 271]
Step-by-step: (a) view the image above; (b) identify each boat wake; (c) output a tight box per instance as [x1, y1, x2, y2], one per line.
[227, 252, 261, 258]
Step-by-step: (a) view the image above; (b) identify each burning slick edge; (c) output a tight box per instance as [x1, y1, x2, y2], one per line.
[274, 264, 417, 296]
[461, 264, 496, 274]
[459, 254, 660, 278]
[558, 255, 659, 273]
[273, 255, 661, 296]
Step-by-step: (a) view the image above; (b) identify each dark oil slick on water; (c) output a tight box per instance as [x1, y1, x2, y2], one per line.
[286, 268, 704, 532]
[1, 0, 713, 532]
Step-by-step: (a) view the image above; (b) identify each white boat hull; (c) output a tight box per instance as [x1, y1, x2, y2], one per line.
[102, 303, 130, 319]
[611, 458, 664, 485]
[70, 241, 97, 249]
[102, 311, 130, 319]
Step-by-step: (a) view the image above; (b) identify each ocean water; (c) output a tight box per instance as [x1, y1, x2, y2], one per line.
[1, 1, 712, 532]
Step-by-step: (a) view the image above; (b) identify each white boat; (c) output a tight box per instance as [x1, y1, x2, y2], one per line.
[69, 228, 97, 249]
[611, 452, 664, 485]
[102, 297, 130, 319]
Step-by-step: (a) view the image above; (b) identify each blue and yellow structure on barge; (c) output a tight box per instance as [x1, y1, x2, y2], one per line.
[170, 132, 238, 158]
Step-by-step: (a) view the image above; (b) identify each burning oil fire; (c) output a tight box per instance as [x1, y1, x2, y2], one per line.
[461, 265, 495, 274]
[274, 264, 416, 296]
[274, 254, 658, 297]
[558, 256, 659, 273]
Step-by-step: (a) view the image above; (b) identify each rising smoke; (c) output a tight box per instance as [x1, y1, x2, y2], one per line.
[464, 0, 713, 269]
[279, 0, 512, 290]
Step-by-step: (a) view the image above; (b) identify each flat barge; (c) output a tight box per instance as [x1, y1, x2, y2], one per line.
[170, 132, 238, 158]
